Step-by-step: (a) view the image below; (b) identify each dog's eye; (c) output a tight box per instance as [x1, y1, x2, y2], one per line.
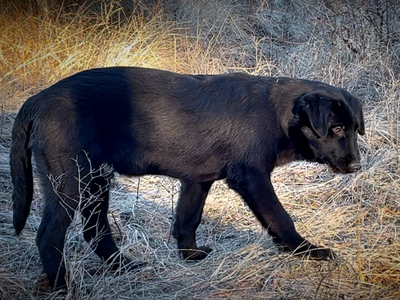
[332, 126, 344, 135]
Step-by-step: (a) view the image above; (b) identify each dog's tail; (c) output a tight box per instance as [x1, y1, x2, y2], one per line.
[10, 100, 35, 235]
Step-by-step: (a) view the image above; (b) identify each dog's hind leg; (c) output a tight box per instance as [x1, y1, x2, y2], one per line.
[173, 180, 213, 260]
[82, 188, 118, 258]
[35, 169, 79, 290]
[81, 177, 131, 269]
[35, 151, 111, 290]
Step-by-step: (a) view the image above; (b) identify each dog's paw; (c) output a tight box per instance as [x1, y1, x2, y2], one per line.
[180, 246, 213, 260]
[294, 243, 337, 261]
[106, 254, 147, 271]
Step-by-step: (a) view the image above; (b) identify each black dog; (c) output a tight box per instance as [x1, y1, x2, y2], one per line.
[10, 67, 365, 289]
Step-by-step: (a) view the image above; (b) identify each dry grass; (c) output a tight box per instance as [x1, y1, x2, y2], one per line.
[1, 0, 400, 299]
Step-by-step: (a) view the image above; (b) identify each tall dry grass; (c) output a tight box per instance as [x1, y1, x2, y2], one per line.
[0, 0, 399, 299]
[0, 0, 232, 111]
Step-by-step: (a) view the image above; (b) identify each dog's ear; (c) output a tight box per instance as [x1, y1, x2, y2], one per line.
[301, 92, 332, 138]
[355, 108, 365, 135]
[347, 95, 365, 135]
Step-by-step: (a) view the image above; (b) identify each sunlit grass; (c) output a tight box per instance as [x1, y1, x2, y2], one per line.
[0, 4, 229, 111]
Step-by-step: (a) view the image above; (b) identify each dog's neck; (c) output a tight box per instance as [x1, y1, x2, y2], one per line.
[275, 124, 316, 167]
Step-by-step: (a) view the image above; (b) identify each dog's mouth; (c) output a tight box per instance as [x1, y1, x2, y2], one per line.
[328, 163, 346, 174]
[318, 158, 353, 174]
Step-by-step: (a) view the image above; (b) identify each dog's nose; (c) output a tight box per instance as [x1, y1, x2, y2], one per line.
[348, 162, 361, 172]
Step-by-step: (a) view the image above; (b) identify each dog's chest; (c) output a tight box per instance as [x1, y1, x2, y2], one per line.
[275, 147, 297, 167]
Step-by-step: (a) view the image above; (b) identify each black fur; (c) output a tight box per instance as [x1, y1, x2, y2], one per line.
[10, 67, 365, 289]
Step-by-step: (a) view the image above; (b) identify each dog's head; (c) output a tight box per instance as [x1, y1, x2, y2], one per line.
[291, 89, 365, 174]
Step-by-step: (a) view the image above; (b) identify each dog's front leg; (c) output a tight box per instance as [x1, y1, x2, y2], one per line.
[226, 163, 335, 260]
[173, 180, 214, 260]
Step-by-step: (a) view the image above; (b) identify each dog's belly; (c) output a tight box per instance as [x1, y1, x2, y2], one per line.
[104, 138, 227, 181]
